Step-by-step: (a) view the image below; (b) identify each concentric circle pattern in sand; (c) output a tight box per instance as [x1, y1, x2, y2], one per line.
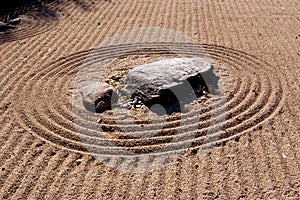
[0, 8, 59, 44]
[13, 43, 284, 170]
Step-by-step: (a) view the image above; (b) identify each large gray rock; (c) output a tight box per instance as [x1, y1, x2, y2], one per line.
[125, 58, 219, 107]
[81, 82, 114, 112]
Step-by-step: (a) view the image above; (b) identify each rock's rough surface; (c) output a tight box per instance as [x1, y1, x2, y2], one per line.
[125, 58, 219, 107]
[81, 82, 114, 112]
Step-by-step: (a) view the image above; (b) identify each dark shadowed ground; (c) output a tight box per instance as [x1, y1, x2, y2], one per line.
[0, 0, 55, 21]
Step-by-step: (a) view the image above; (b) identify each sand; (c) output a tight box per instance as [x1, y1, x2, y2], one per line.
[0, 0, 299, 199]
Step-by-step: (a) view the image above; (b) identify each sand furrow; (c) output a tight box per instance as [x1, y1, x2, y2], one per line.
[237, 133, 262, 199]
[0, 127, 22, 164]
[26, 149, 68, 199]
[127, 173, 146, 199]
[156, 163, 173, 199]
[210, 146, 230, 199]
[61, 155, 92, 199]
[178, 157, 197, 199]
[0, 121, 13, 148]
[10, 146, 56, 199]
[200, 152, 215, 199]
[78, 158, 99, 200]
[0, 132, 34, 187]
[246, 0, 298, 187]
[43, 152, 78, 199]
[0, 138, 47, 199]
[95, 167, 116, 199]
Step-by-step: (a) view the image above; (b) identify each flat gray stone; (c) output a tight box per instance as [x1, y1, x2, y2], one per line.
[125, 58, 219, 107]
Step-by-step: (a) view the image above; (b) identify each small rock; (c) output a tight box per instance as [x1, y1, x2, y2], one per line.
[135, 104, 141, 108]
[81, 82, 114, 113]
[282, 153, 287, 159]
[28, 126, 32, 131]
[200, 96, 206, 100]
[110, 81, 117, 87]
[122, 103, 131, 109]
[110, 74, 122, 80]
[151, 95, 160, 98]
[97, 118, 102, 123]
[133, 97, 139, 105]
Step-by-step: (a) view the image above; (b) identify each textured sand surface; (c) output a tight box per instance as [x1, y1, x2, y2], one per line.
[0, 0, 299, 199]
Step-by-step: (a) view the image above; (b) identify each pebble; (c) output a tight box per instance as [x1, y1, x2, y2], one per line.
[133, 97, 139, 105]
[282, 153, 287, 159]
[151, 95, 160, 98]
[110, 81, 117, 87]
[97, 118, 102, 123]
[122, 103, 131, 109]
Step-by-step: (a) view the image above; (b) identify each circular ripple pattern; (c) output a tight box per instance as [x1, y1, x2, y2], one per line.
[13, 43, 284, 164]
[0, 8, 59, 44]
